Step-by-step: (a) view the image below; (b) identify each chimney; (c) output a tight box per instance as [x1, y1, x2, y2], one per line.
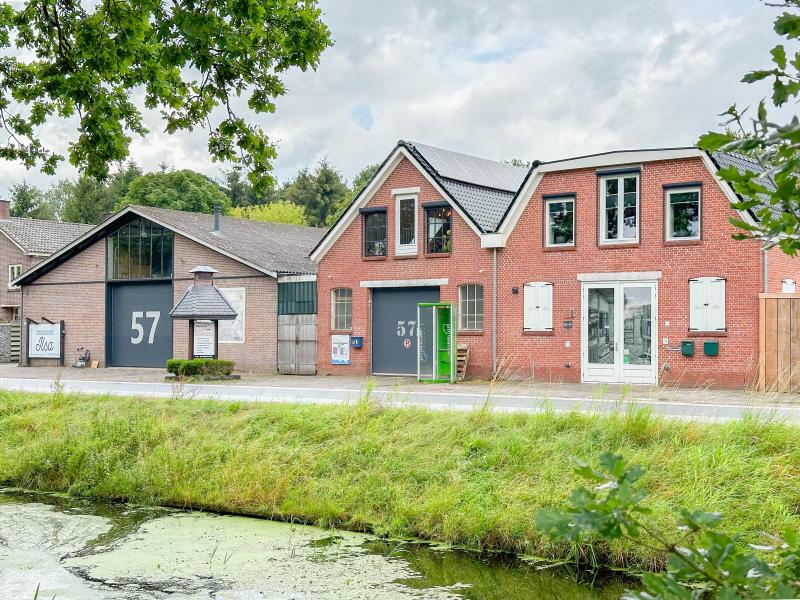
[0, 199, 10, 219]
[189, 265, 218, 286]
[212, 205, 221, 236]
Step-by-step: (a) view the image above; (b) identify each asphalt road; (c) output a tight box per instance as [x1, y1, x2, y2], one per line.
[0, 376, 798, 422]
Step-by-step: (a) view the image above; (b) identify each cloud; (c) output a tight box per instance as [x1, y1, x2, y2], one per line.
[0, 0, 786, 195]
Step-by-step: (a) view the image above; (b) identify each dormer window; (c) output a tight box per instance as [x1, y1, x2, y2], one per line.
[600, 172, 639, 244]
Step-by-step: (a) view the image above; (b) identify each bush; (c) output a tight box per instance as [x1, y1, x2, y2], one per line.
[166, 358, 234, 377]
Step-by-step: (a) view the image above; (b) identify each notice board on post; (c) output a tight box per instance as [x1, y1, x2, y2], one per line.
[27, 320, 64, 365]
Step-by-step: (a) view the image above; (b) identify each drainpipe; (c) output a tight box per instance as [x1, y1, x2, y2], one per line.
[492, 247, 497, 377]
[762, 245, 768, 293]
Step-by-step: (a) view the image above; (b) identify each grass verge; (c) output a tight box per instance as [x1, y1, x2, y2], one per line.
[0, 389, 798, 570]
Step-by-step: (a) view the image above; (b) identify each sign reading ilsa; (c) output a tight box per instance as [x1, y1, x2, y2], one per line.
[28, 322, 61, 359]
[193, 320, 216, 358]
[331, 334, 350, 365]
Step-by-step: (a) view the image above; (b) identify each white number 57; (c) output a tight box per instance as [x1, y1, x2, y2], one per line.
[131, 311, 161, 345]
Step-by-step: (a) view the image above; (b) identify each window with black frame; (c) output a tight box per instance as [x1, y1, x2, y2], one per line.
[363, 210, 387, 257]
[426, 206, 452, 254]
[107, 217, 174, 280]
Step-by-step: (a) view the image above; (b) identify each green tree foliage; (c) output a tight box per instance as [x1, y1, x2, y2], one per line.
[220, 169, 276, 208]
[118, 169, 230, 214]
[537, 454, 800, 599]
[326, 162, 380, 225]
[698, 1, 800, 254]
[231, 201, 307, 225]
[8, 181, 56, 220]
[0, 0, 331, 192]
[57, 162, 143, 224]
[282, 159, 349, 227]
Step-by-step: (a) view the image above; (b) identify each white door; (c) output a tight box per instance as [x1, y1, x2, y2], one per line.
[582, 282, 657, 384]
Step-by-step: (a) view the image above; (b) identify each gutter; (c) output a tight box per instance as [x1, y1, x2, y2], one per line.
[492, 248, 497, 376]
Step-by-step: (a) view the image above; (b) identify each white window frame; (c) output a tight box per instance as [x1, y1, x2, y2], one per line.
[331, 288, 352, 331]
[544, 196, 576, 248]
[458, 284, 484, 331]
[689, 277, 726, 332]
[523, 282, 553, 331]
[394, 192, 418, 255]
[665, 186, 701, 241]
[599, 173, 639, 245]
[8, 264, 21, 289]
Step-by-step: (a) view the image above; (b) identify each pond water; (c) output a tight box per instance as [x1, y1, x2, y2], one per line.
[0, 490, 627, 599]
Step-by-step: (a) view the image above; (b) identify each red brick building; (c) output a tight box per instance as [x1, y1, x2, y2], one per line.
[312, 142, 798, 388]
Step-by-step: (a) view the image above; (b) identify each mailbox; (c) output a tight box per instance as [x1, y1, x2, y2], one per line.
[681, 340, 695, 357]
[703, 340, 719, 357]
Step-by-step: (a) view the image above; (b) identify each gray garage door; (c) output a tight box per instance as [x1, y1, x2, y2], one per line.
[110, 282, 173, 367]
[372, 286, 439, 376]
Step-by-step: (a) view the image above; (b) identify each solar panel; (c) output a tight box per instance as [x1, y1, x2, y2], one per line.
[410, 142, 528, 192]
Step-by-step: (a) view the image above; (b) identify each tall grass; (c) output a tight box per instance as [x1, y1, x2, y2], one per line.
[0, 389, 799, 570]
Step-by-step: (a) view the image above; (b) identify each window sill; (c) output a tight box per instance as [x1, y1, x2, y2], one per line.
[522, 330, 554, 336]
[664, 239, 702, 247]
[598, 241, 640, 249]
[393, 253, 418, 260]
[424, 252, 452, 259]
[363, 255, 387, 261]
[330, 329, 353, 336]
[458, 329, 484, 336]
[687, 331, 728, 338]
[543, 245, 576, 252]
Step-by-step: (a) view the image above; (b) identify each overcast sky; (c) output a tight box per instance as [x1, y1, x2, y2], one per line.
[0, 0, 788, 194]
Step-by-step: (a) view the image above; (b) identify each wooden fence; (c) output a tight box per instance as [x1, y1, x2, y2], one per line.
[759, 293, 800, 391]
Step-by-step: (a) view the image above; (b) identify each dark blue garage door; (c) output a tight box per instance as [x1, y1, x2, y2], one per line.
[372, 286, 439, 376]
[110, 282, 173, 367]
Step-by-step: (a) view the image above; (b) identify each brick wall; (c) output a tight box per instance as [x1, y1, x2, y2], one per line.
[20, 234, 279, 372]
[21, 240, 106, 366]
[317, 157, 495, 378]
[0, 232, 45, 321]
[766, 246, 800, 293]
[318, 155, 764, 388]
[497, 157, 762, 388]
[172, 235, 277, 373]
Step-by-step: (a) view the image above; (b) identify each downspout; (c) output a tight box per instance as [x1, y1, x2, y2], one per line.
[762, 245, 768, 293]
[492, 247, 497, 377]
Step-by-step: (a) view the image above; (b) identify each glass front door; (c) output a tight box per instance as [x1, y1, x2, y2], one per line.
[582, 282, 657, 384]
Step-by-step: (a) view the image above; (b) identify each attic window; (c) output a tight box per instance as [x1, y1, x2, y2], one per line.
[107, 217, 174, 280]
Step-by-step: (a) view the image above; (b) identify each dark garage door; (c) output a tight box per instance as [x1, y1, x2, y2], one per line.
[372, 286, 439, 376]
[110, 282, 173, 367]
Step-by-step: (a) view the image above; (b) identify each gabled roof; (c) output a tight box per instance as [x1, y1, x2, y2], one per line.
[710, 151, 778, 221]
[170, 284, 238, 320]
[0, 217, 92, 255]
[132, 205, 325, 275]
[15, 204, 326, 286]
[310, 140, 529, 260]
[403, 141, 526, 232]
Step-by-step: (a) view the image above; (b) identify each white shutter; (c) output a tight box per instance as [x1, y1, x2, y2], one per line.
[689, 277, 725, 331]
[540, 283, 553, 330]
[689, 279, 706, 331]
[706, 278, 726, 331]
[523, 284, 537, 330]
[523, 282, 553, 331]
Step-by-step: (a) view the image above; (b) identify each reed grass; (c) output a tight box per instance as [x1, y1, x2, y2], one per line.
[0, 388, 798, 570]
